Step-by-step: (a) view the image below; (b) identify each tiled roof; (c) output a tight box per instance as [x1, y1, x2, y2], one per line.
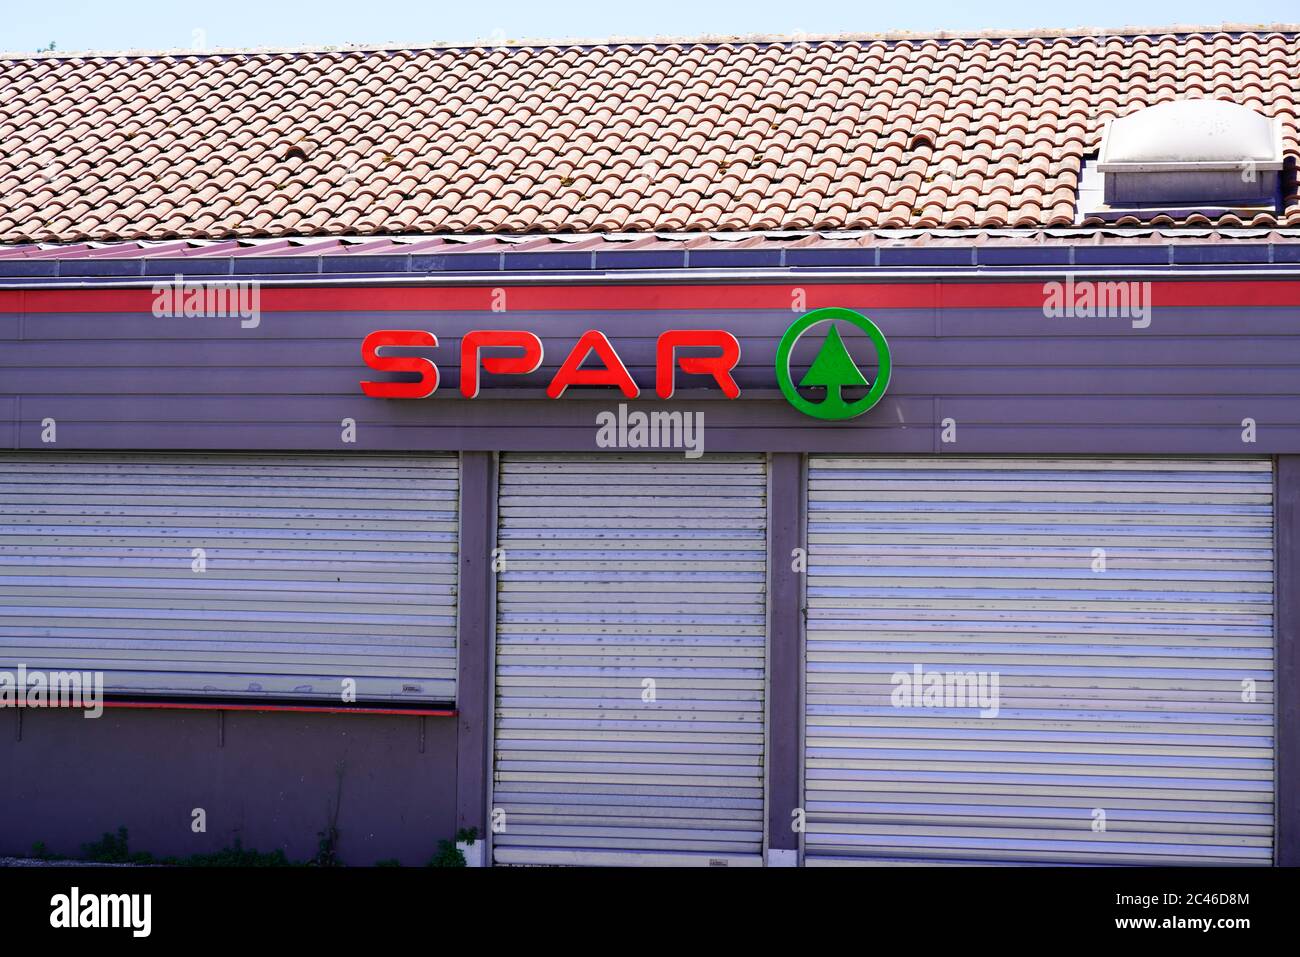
[1, 26, 1298, 242]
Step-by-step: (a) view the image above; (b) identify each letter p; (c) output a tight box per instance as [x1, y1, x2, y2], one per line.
[460, 330, 544, 398]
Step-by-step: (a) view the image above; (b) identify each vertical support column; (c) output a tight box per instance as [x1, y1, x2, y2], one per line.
[456, 451, 497, 866]
[1277, 456, 1299, 866]
[766, 451, 806, 866]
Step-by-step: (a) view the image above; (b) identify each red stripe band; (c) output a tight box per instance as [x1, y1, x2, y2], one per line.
[4, 280, 1300, 313]
[100, 700, 455, 716]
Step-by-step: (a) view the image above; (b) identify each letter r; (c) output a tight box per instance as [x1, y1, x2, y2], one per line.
[655, 330, 741, 399]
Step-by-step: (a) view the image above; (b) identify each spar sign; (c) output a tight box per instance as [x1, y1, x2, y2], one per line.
[360, 329, 741, 400]
[360, 308, 891, 420]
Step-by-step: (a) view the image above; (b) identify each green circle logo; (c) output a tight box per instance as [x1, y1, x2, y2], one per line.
[775, 307, 892, 420]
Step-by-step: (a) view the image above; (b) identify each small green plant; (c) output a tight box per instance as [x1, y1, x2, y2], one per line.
[425, 825, 480, 866]
[311, 823, 341, 867]
[30, 841, 64, 861]
[309, 760, 346, 866]
[426, 839, 466, 867]
[81, 827, 155, 865]
[374, 858, 402, 867]
[167, 840, 291, 867]
[74, 828, 291, 866]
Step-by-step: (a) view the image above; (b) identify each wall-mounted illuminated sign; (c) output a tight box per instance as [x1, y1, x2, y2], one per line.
[360, 329, 741, 400]
[359, 309, 889, 419]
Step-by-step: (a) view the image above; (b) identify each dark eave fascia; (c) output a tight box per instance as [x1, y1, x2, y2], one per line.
[1, 240, 1299, 287]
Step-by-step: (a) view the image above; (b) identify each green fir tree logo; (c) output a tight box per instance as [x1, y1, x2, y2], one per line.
[798, 324, 871, 414]
[775, 307, 893, 420]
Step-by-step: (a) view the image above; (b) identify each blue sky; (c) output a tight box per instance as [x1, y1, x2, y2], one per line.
[5, 0, 1299, 54]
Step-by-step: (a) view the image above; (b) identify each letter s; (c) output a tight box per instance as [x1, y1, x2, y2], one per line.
[360, 330, 439, 398]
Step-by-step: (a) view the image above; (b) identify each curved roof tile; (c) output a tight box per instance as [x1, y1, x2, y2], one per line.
[2, 27, 1298, 240]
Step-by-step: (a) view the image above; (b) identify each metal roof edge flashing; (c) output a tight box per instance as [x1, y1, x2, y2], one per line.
[3, 239, 1299, 281]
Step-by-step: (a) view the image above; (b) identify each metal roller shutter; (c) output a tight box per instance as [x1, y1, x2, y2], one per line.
[493, 453, 767, 866]
[0, 452, 459, 703]
[805, 457, 1275, 866]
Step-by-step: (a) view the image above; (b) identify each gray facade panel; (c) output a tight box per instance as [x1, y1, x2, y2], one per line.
[0, 707, 457, 865]
[6, 332, 1300, 369]
[765, 452, 804, 854]
[456, 451, 495, 841]
[4, 300, 1300, 454]
[6, 419, 1297, 456]
[5, 364, 1298, 398]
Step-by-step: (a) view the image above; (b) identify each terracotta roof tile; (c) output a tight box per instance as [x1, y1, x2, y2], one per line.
[1, 26, 1298, 242]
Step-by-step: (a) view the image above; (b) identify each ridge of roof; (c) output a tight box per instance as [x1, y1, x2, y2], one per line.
[4, 22, 1300, 61]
